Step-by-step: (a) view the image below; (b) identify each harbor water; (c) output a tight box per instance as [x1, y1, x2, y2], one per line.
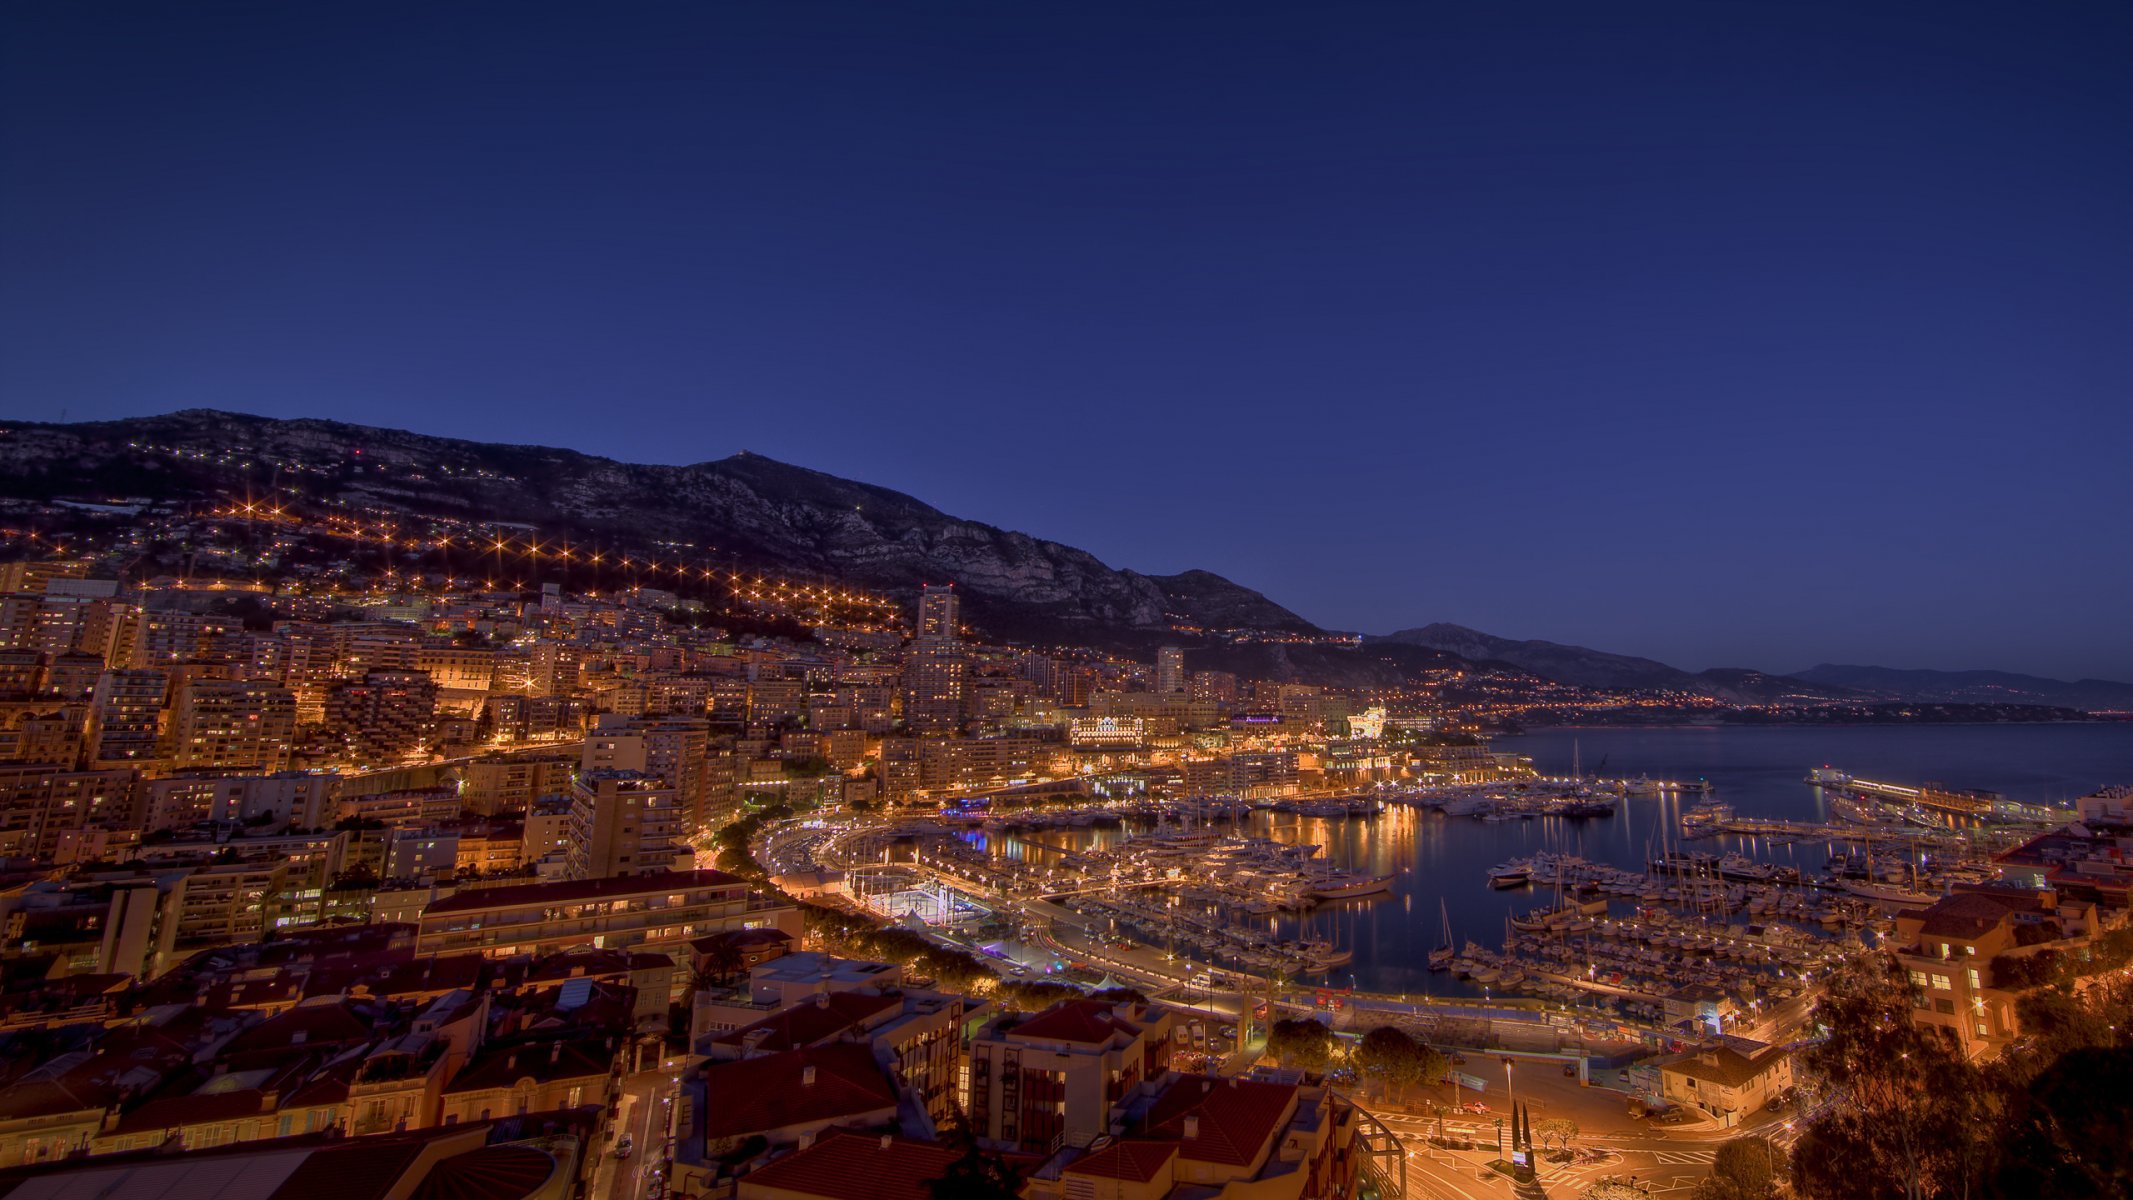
[968, 723, 2133, 998]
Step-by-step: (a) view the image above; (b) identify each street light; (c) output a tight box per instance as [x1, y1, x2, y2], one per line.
[1503, 1058, 1517, 1158]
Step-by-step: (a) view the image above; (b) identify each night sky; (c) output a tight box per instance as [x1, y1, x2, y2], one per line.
[4, 2, 2129, 678]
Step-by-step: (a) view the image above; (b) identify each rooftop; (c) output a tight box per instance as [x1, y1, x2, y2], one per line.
[713, 991, 902, 1054]
[696, 1043, 898, 1140]
[423, 869, 745, 915]
[1659, 1037, 1791, 1089]
[1007, 999, 1145, 1047]
[1062, 1140, 1178, 1184]
[737, 1129, 960, 1200]
[1134, 1075, 1296, 1168]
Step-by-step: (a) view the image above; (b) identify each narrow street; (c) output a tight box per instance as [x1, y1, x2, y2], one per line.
[589, 1065, 687, 1200]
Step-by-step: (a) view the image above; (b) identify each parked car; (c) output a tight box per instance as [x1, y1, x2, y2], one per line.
[615, 1135, 635, 1160]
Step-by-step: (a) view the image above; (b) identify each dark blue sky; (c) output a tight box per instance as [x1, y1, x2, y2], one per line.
[4, 2, 2129, 678]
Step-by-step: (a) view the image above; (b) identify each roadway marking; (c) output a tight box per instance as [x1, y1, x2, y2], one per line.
[1653, 1150, 1716, 1164]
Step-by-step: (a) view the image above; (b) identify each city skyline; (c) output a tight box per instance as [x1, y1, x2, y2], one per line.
[5, 2, 2130, 678]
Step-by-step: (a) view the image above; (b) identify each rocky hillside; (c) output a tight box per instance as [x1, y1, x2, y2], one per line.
[0, 409, 1313, 648]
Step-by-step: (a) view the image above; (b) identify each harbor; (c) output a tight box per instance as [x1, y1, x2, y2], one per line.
[792, 726, 2114, 1031]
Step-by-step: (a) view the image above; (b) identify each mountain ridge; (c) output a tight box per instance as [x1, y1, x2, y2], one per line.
[1372, 623, 1857, 704]
[3, 411, 2118, 709]
[0, 409, 1318, 650]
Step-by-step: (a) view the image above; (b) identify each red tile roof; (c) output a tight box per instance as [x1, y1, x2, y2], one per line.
[740, 1129, 960, 1200]
[1659, 1040, 1791, 1089]
[112, 1087, 273, 1134]
[698, 1043, 898, 1140]
[423, 869, 743, 915]
[1063, 1140, 1178, 1184]
[713, 992, 901, 1053]
[1009, 999, 1141, 1045]
[409, 1145, 561, 1200]
[271, 1139, 437, 1200]
[223, 1000, 377, 1054]
[446, 1037, 618, 1094]
[1137, 1075, 1296, 1167]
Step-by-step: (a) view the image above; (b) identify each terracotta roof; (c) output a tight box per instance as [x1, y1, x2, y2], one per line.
[1137, 1075, 1296, 1167]
[305, 953, 489, 999]
[423, 869, 742, 915]
[1660, 1039, 1790, 1089]
[1914, 891, 2043, 940]
[1063, 1140, 1178, 1184]
[409, 1145, 560, 1200]
[713, 992, 901, 1053]
[1009, 999, 1141, 1046]
[0, 1108, 597, 1200]
[272, 1139, 433, 1200]
[698, 1043, 898, 1140]
[446, 1037, 617, 1094]
[223, 1001, 378, 1054]
[740, 1129, 960, 1200]
[113, 1087, 273, 1134]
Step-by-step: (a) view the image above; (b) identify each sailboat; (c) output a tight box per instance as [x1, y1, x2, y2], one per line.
[1428, 899, 1456, 970]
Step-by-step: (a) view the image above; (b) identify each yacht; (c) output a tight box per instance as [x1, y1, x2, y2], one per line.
[1489, 861, 1533, 889]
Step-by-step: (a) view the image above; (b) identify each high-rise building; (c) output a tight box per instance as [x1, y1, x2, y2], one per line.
[584, 714, 713, 833]
[1188, 669, 1238, 704]
[325, 669, 439, 765]
[915, 585, 959, 644]
[902, 643, 967, 734]
[169, 679, 297, 772]
[1155, 646, 1186, 695]
[566, 769, 683, 879]
[87, 669, 170, 770]
[966, 998, 1177, 1154]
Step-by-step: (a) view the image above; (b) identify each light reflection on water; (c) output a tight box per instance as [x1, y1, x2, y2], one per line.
[953, 724, 2133, 994]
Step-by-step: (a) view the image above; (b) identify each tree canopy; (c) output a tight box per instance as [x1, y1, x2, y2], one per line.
[1791, 955, 2133, 1200]
[1266, 1017, 1336, 1073]
[1352, 1025, 1444, 1104]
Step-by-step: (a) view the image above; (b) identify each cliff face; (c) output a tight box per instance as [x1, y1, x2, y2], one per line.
[0, 410, 1310, 646]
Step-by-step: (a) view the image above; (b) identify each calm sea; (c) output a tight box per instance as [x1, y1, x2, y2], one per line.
[981, 723, 2133, 997]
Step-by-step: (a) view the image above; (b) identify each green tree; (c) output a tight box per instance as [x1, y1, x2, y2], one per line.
[1790, 959, 1990, 1200]
[1354, 1026, 1427, 1103]
[1988, 1038, 2133, 1198]
[1693, 1135, 1783, 1200]
[694, 936, 746, 989]
[1266, 1017, 1336, 1073]
[995, 980, 1084, 1012]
